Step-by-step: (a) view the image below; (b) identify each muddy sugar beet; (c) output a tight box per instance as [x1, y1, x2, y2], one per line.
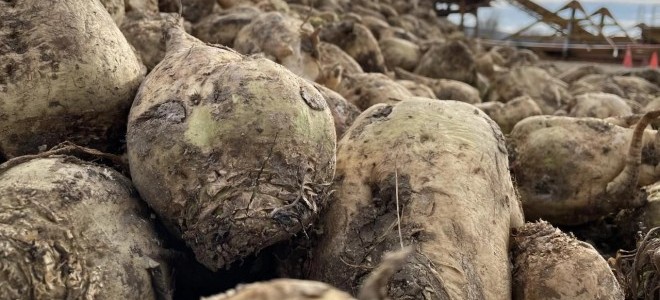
[207, 247, 411, 300]
[234, 12, 322, 81]
[127, 20, 336, 271]
[308, 98, 524, 299]
[0, 0, 145, 159]
[203, 279, 355, 300]
[509, 111, 660, 225]
[512, 221, 623, 300]
[0, 154, 170, 299]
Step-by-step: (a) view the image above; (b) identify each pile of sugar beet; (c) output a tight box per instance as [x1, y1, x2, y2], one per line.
[4, 0, 660, 299]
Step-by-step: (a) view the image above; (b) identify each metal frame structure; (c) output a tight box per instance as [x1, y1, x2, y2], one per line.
[507, 0, 632, 42]
[504, 0, 636, 58]
[432, 0, 658, 63]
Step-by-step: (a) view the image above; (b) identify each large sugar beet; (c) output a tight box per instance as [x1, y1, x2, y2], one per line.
[318, 42, 364, 76]
[100, 0, 125, 25]
[571, 74, 659, 106]
[568, 92, 633, 119]
[395, 68, 481, 104]
[127, 21, 336, 271]
[308, 99, 524, 299]
[397, 80, 437, 99]
[125, 0, 159, 13]
[159, 0, 216, 22]
[193, 7, 261, 47]
[0, 0, 146, 158]
[490, 66, 571, 114]
[320, 20, 387, 73]
[389, 14, 446, 40]
[414, 40, 476, 84]
[475, 49, 506, 78]
[0, 152, 170, 299]
[234, 12, 321, 81]
[512, 221, 624, 300]
[509, 112, 660, 225]
[120, 11, 170, 71]
[475, 96, 542, 134]
[314, 83, 361, 138]
[557, 64, 604, 84]
[203, 280, 355, 300]
[379, 37, 421, 71]
[619, 68, 660, 86]
[336, 73, 413, 110]
[360, 15, 391, 39]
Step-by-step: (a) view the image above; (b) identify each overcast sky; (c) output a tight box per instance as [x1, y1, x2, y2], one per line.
[447, 0, 660, 37]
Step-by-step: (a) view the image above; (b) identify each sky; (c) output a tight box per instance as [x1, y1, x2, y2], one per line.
[446, 0, 660, 38]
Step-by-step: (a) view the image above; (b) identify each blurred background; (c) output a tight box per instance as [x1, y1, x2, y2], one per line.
[438, 0, 659, 64]
[447, 0, 658, 38]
